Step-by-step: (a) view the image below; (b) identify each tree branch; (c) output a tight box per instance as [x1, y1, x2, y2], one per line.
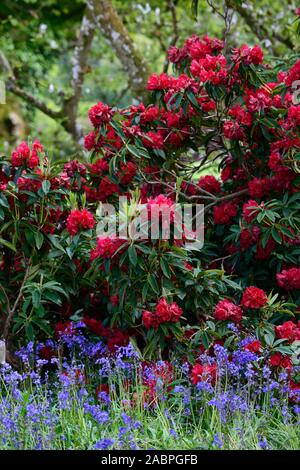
[62, 0, 98, 142]
[225, 0, 294, 52]
[163, 0, 179, 73]
[5, 79, 62, 120]
[93, 0, 150, 101]
[0, 1, 97, 145]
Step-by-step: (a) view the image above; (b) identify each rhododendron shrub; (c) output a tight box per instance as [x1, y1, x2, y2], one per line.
[0, 36, 300, 387]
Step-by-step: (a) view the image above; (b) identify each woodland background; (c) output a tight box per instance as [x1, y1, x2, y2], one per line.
[0, 0, 298, 157]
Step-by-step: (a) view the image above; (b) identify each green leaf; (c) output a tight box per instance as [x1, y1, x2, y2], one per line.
[128, 244, 138, 266]
[34, 231, 44, 250]
[148, 273, 160, 295]
[41, 180, 51, 195]
[160, 258, 171, 278]
[127, 144, 144, 159]
[0, 237, 16, 252]
[32, 318, 52, 336]
[32, 290, 41, 309]
[25, 323, 35, 341]
[0, 194, 9, 208]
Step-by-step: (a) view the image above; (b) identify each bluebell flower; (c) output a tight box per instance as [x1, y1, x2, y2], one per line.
[95, 438, 114, 450]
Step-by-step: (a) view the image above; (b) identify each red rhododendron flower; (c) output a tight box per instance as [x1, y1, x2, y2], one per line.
[117, 161, 137, 185]
[242, 200, 261, 223]
[244, 340, 261, 353]
[248, 177, 270, 198]
[64, 160, 86, 177]
[110, 295, 119, 307]
[156, 298, 182, 323]
[285, 59, 300, 87]
[214, 299, 243, 322]
[140, 105, 160, 124]
[240, 227, 260, 250]
[228, 105, 252, 126]
[83, 317, 108, 337]
[213, 202, 237, 224]
[54, 321, 75, 338]
[11, 140, 43, 168]
[147, 73, 171, 90]
[84, 131, 96, 151]
[275, 321, 296, 341]
[88, 158, 109, 176]
[198, 175, 221, 194]
[241, 286, 267, 309]
[142, 131, 164, 149]
[142, 310, 157, 329]
[147, 194, 175, 234]
[268, 152, 284, 172]
[98, 176, 120, 201]
[66, 209, 95, 236]
[142, 361, 174, 403]
[255, 237, 276, 261]
[232, 44, 264, 65]
[90, 236, 126, 260]
[88, 102, 114, 127]
[143, 299, 183, 329]
[244, 88, 272, 113]
[288, 380, 300, 403]
[277, 267, 300, 290]
[269, 352, 292, 370]
[191, 363, 217, 385]
[223, 120, 245, 140]
[107, 329, 129, 352]
[39, 345, 56, 361]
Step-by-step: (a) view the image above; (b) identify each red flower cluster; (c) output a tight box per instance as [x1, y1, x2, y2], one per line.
[90, 236, 126, 260]
[66, 209, 95, 236]
[11, 140, 43, 168]
[223, 120, 245, 140]
[242, 200, 261, 223]
[142, 298, 182, 329]
[269, 352, 292, 370]
[117, 161, 137, 185]
[248, 177, 270, 198]
[213, 202, 237, 224]
[240, 227, 260, 250]
[276, 267, 300, 290]
[232, 44, 264, 65]
[240, 286, 267, 309]
[275, 321, 300, 342]
[54, 321, 76, 338]
[214, 299, 243, 322]
[244, 340, 261, 353]
[191, 363, 217, 385]
[143, 361, 174, 403]
[83, 317, 129, 352]
[88, 102, 114, 127]
[198, 175, 221, 194]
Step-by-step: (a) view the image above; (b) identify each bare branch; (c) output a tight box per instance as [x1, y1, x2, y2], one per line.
[204, 188, 248, 213]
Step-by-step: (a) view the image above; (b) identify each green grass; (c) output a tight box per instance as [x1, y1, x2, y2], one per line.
[0, 367, 299, 450]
